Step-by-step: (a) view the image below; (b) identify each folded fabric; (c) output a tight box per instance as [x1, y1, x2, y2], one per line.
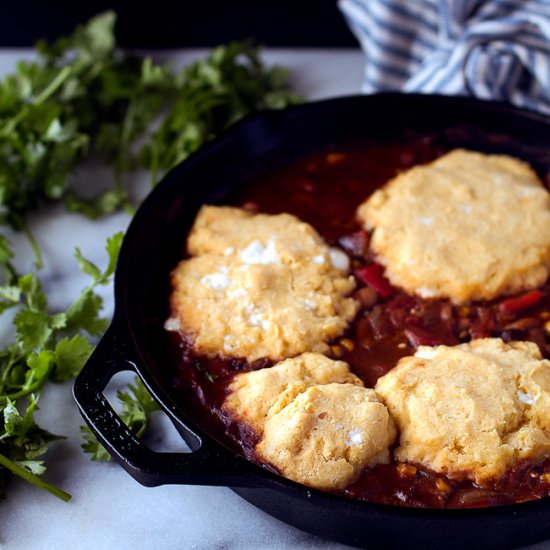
[339, 0, 550, 114]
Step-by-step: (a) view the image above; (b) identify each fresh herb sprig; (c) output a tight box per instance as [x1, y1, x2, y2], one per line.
[0, 12, 131, 229]
[139, 41, 303, 184]
[0, 233, 122, 499]
[0, 11, 301, 226]
[81, 379, 160, 462]
[0, 12, 300, 496]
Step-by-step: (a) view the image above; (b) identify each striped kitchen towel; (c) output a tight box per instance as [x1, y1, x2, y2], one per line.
[339, 0, 550, 114]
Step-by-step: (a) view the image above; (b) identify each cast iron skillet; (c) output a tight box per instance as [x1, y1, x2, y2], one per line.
[73, 93, 550, 550]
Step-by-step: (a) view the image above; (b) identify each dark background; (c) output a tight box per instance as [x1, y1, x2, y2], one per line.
[0, 1, 357, 47]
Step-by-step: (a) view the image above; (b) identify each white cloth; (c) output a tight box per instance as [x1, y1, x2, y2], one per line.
[339, 0, 550, 114]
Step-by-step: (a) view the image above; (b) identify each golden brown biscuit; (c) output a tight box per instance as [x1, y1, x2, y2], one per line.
[375, 338, 550, 485]
[168, 206, 357, 361]
[256, 383, 397, 490]
[189, 206, 327, 262]
[357, 149, 550, 303]
[222, 353, 362, 434]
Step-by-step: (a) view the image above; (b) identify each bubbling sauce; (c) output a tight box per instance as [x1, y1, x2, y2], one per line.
[166, 132, 550, 508]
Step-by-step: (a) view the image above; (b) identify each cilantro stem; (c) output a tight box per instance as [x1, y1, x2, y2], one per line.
[0, 351, 18, 396]
[122, 200, 135, 217]
[0, 362, 51, 402]
[0, 108, 28, 138]
[114, 98, 138, 218]
[22, 226, 43, 270]
[1, 66, 72, 138]
[0, 452, 71, 501]
[33, 66, 72, 106]
[3, 384, 40, 402]
[117, 97, 137, 178]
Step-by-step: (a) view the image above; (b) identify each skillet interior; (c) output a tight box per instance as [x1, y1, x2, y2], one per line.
[114, 94, 550, 549]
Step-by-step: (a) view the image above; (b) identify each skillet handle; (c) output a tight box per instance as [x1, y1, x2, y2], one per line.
[73, 320, 262, 488]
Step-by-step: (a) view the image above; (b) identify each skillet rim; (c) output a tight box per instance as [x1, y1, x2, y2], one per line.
[108, 92, 550, 523]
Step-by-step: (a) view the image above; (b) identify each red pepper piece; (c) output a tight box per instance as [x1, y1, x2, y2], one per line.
[498, 290, 544, 314]
[355, 264, 394, 298]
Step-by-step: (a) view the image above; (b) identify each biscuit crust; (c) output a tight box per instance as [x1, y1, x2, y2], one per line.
[256, 383, 397, 490]
[375, 338, 550, 485]
[223, 352, 362, 434]
[169, 206, 357, 361]
[358, 149, 550, 304]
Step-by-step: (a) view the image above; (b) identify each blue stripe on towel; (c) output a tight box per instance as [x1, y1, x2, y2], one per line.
[346, 0, 438, 51]
[346, 12, 426, 64]
[339, 0, 550, 114]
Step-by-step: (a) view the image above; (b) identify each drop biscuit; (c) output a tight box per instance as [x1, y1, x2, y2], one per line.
[223, 352, 362, 434]
[168, 206, 357, 361]
[375, 338, 550, 485]
[358, 149, 550, 303]
[256, 383, 397, 490]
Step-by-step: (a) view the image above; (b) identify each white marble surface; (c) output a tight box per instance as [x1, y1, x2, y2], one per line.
[0, 48, 549, 550]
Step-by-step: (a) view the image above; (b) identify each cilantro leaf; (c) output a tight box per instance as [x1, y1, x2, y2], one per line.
[64, 188, 129, 219]
[0, 285, 21, 314]
[15, 460, 46, 476]
[73, 249, 102, 282]
[53, 335, 93, 382]
[80, 425, 112, 462]
[81, 378, 160, 461]
[117, 379, 160, 439]
[65, 291, 107, 336]
[14, 310, 55, 352]
[3, 400, 22, 437]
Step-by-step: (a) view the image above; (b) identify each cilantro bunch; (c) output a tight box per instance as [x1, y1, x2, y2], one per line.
[0, 234, 122, 500]
[0, 12, 300, 501]
[0, 12, 301, 226]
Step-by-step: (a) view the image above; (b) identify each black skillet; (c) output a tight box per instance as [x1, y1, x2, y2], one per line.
[73, 93, 550, 550]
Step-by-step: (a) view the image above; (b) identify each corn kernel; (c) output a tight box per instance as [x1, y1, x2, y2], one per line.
[541, 472, 550, 484]
[331, 345, 345, 358]
[397, 463, 417, 477]
[326, 152, 346, 165]
[544, 320, 550, 336]
[340, 338, 354, 352]
[435, 478, 452, 493]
